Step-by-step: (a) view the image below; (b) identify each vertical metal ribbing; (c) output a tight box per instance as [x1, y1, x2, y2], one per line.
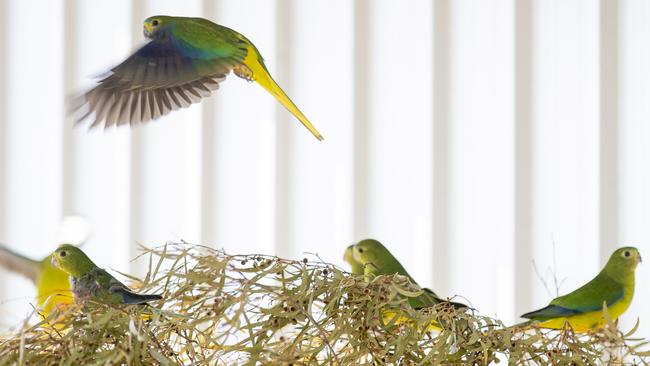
[432, 0, 451, 293]
[0, 2, 8, 306]
[514, 0, 533, 319]
[61, 0, 77, 219]
[200, 0, 219, 247]
[599, 0, 619, 263]
[0, 0, 7, 246]
[274, 0, 292, 257]
[129, 0, 145, 270]
[352, 0, 369, 240]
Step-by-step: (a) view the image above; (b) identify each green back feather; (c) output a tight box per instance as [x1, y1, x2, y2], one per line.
[522, 247, 640, 320]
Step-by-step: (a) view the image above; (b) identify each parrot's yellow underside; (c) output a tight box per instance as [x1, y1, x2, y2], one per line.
[534, 296, 631, 332]
[36, 261, 74, 316]
[381, 310, 442, 332]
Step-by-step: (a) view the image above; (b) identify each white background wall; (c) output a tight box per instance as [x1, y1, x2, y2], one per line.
[0, 0, 648, 337]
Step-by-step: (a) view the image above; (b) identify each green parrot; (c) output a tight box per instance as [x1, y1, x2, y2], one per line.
[518, 247, 641, 332]
[72, 15, 323, 141]
[0, 244, 73, 316]
[352, 239, 466, 310]
[51, 244, 162, 306]
[343, 244, 364, 275]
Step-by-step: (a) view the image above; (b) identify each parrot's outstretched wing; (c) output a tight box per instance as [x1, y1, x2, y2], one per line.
[73, 27, 248, 128]
[71, 16, 323, 140]
[0, 245, 40, 283]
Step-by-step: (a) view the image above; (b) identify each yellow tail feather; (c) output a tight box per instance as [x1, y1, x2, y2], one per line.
[242, 48, 324, 141]
[382, 310, 443, 332]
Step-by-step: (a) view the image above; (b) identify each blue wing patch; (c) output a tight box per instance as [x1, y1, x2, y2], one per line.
[521, 305, 582, 320]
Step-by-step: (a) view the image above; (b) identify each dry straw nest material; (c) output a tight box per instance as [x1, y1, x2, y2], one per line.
[0, 243, 648, 365]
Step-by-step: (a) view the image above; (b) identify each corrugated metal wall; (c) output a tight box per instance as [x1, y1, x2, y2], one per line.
[0, 0, 648, 336]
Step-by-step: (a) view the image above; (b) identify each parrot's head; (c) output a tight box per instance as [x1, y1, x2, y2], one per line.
[352, 239, 390, 270]
[605, 247, 641, 280]
[143, 16, 173, 39]
[51, 244, 96, 278]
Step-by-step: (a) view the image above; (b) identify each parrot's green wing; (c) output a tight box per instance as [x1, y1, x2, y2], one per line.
[520, 305, 582, 320]
[407, 288, 438, 309]
[409, 288, 467, 310]
[110, 19, 248, 88]
[521, 271, 624, 320]
[74, 18, 249, 128]
[0, 245, 40, 283]
[72, 268, 122, 304]
[73, 268, 161, 305]
[360, 246, 416, 283]
[109, 286, 163, 305]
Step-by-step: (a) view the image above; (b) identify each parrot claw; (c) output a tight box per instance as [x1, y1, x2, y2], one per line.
[233, 64, 255, 82]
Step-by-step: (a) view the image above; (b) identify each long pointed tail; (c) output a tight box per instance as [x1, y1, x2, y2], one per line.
[112, 286, 163, 305]
[243, 49, 324, 141]
[0, 244, 40, 283]
[127, 293, 163, 305]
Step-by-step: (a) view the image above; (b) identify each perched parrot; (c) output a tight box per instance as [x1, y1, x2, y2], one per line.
[352, 239, 466, 310]
[0, 244, 73, 317]
[343, 244, 364, 275]
[518, 247, 641, 332]
[350, 239, 467, 332]
[51, 244, 162, 306]
[72, 15, 323, 141]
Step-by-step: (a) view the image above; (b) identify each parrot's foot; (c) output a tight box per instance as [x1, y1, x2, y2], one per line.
[233, 64, 255, 82]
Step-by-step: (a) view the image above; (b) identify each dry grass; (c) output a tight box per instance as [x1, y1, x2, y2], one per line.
[0, 243, 648, 365]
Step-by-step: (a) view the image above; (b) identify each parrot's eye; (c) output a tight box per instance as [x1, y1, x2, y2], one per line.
[357, 247, 364, 253]
[60, 251, 67, 258]
[623, 250, 631, 258]
[152, 19, 159, 27]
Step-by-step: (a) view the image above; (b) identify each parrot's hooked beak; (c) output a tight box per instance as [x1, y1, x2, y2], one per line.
[50, 255, 59, 269]
[351, 249, 359, 262]
[143, 24, 153, 38]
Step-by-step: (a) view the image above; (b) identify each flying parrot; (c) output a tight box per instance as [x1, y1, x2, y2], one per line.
[518, 247, 641, 332]
[0, 244, 73, 317]
[51, 244, 162, 306]
[352, 239, 466, 311]
[72, 15, 323, 141]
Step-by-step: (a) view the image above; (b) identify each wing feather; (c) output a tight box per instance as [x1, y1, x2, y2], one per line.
[521, 271, 625, 320]
[72, 27, 248, 128]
